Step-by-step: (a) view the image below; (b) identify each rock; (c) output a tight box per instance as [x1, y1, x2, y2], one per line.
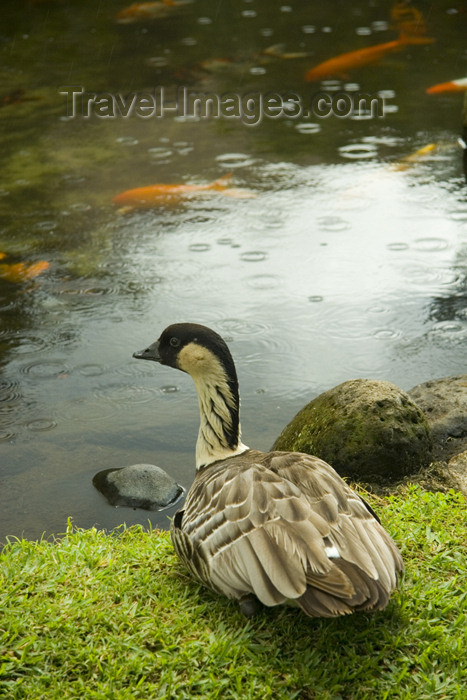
[93, 463, 183, 510]
[447, 451, 467, 496]
[404, 460, 467, 496]
[273, 379, 432, 483]
[408, 375, 467, 461]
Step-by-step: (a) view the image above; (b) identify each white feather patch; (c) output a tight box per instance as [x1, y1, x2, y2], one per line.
[325, 545, 340, 559]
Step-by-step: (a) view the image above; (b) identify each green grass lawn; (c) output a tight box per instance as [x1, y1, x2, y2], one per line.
[1, 485, 466, 699]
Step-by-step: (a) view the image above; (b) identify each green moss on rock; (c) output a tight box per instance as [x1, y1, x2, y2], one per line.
[273, 379, 432, 482]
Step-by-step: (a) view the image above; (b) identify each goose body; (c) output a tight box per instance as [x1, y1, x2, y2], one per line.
[134, 323, 403, 618]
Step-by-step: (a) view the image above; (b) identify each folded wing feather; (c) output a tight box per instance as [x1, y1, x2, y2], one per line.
[171, 450, 403, 616]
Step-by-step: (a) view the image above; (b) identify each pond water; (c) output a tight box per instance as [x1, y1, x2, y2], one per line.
[0, 0, 466, 541]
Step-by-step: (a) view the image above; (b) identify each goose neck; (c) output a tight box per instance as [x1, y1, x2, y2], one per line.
[192, 373, 248, 469]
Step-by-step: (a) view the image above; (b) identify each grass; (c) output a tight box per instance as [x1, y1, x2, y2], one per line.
[1, 485, 466, 699]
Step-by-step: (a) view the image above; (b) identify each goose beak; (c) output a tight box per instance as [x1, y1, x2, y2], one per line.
[133, 340, 161, 362]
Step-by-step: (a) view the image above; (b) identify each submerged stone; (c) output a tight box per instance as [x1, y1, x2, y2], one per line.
[93, 463, 183, 510]
[273, 379, 432, 483]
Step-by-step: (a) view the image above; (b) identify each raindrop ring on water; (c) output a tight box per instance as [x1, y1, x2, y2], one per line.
[26, 418, 57, 432]
[215, 153, 256, 168]
[338, 143, 378, 160]
[240, 251, 267, 262]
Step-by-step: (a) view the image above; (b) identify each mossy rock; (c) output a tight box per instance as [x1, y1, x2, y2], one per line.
[273, 379, 432, 482]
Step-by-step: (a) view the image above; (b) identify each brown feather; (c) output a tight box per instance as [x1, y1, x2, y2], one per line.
[171, 450, 403, 616]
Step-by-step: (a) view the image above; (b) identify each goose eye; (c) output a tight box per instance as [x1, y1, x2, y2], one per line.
[170, 337, 181, 348]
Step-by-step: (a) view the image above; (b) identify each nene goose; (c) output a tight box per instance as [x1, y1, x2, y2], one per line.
[134, 322, 403, 618]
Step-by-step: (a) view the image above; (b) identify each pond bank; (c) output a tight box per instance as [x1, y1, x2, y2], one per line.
[1, 486, 466, 699]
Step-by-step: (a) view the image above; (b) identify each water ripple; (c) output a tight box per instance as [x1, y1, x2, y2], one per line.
[310, 306, 392, 341]
[116, 136, 139, 146]
[450, 208, 467, 222]
[295, 122, 321, 135]
[35, 220, 58, 232]
[69, 202, 92, 212]
[387, 242, 409, 251]
[240, 251, 268, 262]
[160, 385, 180, 394]
[20, 359, 70, 379]
[62, 398, 117, 423]
[412, 237, 449, 252]
[14, 335, 48, 354]
[189, 243, 211, 252]
[25, 418, 57, 432]
[76, 364, 106, 377]
[428, 321, 467, 344]
[316, 216, 351, 232]
[0, 379, 22, 406]
[246, 274, 283, 290]
[115, 362, 159, 378]
[147, 147, 173, 162]
[373, 327, 402, 340]
[338, 143, 378, 160]
[215, 153, 256, 168]
[345, 351, 388, 375]
[146, 56, 170, 68]
[93, 384, 161, 406]
[216, 319, 267, 335]
[403, 264, 462, 290]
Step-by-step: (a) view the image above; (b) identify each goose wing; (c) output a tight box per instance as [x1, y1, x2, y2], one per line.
[262, 450, 404, 610]
[171, 451, 403, 617]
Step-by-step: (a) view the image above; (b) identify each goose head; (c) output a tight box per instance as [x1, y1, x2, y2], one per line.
[133, 323, 249, 469]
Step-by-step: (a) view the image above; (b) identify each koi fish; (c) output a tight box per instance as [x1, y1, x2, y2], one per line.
[304, 34, 434, 81]
[263, 44, 311, 60]
[198, 57, 262, 75]
[0, 260, 49, 283]
[113, 174, 255, 211]
[0, 88, 39, 108]
[199, 58, 236, 73]
[391, 1, 429, 38]
[390, 143, 437, 171]
[426, 78, 467, 95]
[116, 0, 191, 23]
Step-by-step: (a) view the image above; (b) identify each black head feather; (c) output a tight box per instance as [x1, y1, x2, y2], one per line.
[157, 323, 237, 379]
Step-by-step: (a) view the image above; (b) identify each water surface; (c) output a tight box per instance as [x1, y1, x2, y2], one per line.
[1, 0, 466, 540]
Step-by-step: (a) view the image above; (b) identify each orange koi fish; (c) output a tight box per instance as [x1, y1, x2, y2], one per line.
[304, 34, 434, 81]
[391, 1, 428, 38]
[116, 0, 191, 23]
[390, 143, 437, 171]
[263, 44, 310, 60]
[0, 88, 39, 108]
[200, 58, 235, 72]
[426, 77, 467, 95]
[0, 260, 49, 283]
[113, 174, 255, 211]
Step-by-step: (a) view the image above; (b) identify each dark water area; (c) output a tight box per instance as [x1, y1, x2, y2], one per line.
[0, 0, 466, 541]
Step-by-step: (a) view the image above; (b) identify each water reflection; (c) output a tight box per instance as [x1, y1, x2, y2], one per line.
[0, 0, 466, 540]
